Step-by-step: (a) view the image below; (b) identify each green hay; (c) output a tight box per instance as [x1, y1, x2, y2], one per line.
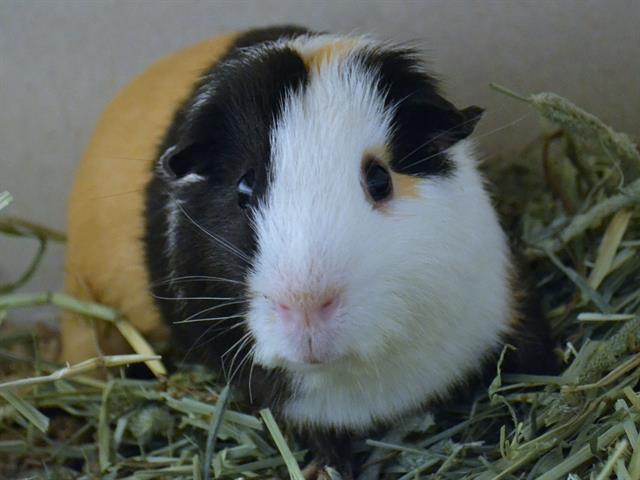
[1, 87, 639, 479]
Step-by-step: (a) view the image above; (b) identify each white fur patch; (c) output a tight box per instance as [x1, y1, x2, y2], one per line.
[244, 38, 512, 431]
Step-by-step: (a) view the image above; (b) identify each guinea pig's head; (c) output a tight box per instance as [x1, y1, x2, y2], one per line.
[159, 35, 512, 385]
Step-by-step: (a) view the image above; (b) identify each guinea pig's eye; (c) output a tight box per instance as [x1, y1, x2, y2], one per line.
[237, 169, 255, 209]
[363, 159, 393, 203]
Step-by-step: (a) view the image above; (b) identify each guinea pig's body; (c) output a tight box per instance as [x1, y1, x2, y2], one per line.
[61, 26, 553, 476]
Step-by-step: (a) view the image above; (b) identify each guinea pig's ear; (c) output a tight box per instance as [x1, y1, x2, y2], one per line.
[455, 105, 485, 139]
[420, 101, 484, 150]
[391, 100, 484, 176]
[159, 142, 212, 180]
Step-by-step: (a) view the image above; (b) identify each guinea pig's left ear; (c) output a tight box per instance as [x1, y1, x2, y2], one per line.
[159, 141, 211, 180]
[398, 99, 484, 159]
[430, 103, 484, 147]
[456, 105, 485, 139]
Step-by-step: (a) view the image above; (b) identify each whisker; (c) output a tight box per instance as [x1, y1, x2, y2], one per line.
[181, 321, 247, 362]
[180, 300, 248, 323]
[94, 155, 156, 162]
[247, 346, 258, 404]
[403, 112, 532, 171]
[220, 332, 253, 379]
[395, 110, 487, 167]
[173, 313, 245, 325]
[152, 275, 247, 287]
[177, 203, 252, 264]
[181, 321, 222, 362]
[87, 187, 145, 201]
[468, 112, 533, 143]
[153, 294, 246, 302]
[221, 331, 253, 362]
[228, 336, 254, 384]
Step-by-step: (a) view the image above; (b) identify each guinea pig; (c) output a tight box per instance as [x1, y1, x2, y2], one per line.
[60, 25, 554, 477]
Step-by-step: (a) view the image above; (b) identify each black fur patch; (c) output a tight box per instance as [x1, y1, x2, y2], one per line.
[359, 48, 483, 177]
[144, 26, 309, 408]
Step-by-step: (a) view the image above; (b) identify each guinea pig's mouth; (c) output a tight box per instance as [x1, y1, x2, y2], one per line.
[280, 356, 339, 372]
[253, 334, 351, 372]
[253, 334, 337, 371]
[282, 341, 338, 369]
[276, 338, 363, 372]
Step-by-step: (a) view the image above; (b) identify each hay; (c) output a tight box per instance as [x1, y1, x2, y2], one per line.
[1, 87, 639, 479]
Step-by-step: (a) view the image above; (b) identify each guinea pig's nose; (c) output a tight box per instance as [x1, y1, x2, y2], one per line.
[274, 293, 340, 328]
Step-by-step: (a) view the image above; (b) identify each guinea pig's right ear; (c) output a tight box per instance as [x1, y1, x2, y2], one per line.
[159, 142, 211, 180]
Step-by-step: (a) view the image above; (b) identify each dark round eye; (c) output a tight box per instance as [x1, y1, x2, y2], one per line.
[363, 160, 393, 203]
[238, 169, 255, 209]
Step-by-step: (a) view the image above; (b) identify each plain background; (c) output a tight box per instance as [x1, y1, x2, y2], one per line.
[1, 0, 639, 323]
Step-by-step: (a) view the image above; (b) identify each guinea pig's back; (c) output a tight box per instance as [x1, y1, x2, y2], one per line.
[60, 33, 238, 364]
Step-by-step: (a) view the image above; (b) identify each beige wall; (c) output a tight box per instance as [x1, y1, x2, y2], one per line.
[1, 0, 639, 322]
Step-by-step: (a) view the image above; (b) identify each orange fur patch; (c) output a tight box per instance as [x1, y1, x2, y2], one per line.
[60, 33, 240, 364]
[301, 39, 361, 70]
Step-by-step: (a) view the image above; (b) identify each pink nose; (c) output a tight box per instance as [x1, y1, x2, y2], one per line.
[274, 294, 340, 328]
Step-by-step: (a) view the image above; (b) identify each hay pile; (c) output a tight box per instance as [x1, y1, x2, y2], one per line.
[1, 87, 639, 479]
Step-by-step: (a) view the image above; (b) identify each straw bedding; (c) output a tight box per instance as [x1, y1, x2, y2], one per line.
[1, 86, 639, 479]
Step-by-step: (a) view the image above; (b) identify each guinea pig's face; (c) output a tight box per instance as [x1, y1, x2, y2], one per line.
[160, 36, 508, 380]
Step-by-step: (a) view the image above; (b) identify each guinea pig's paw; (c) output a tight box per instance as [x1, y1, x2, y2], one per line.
[302, 461, 323, 480]
[303, 461, 350, 480]
[322, 466, 348, 480]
